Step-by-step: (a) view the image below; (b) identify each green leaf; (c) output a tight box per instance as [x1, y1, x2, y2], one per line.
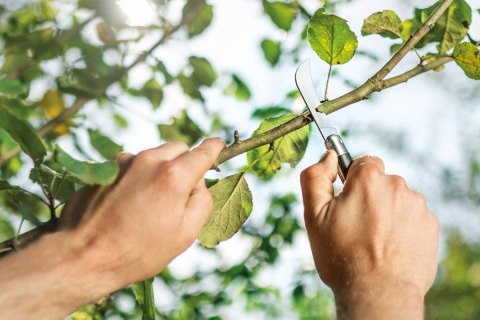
[158, 111, 204, 146]
[189, 56, 217, 87]
[178, 73, 203, 101]
[142, 79, 163, 109]
[247, 113, 310, 179]
[307, 9, 358, 65]
[30, 165, 77, 203]
[88, 129, 123, 160]
[453, 42, 480, 80]
[113, 113, 129, 129]
[55, 146, 119, 186]
[0, 79, 28, 98]
[19, 202, 42, 226]
[0, 107, 46, 163]
[0, 180, 15, 191]
[251, 106, 290, 119]
[262, 0, 297, 31]
[224, 74, 251, 101]
[361, 10, 403, 39]
[183, 0, 213, 37]
[133, 278, 155, 320]
[412, 0, 472, 54]
[0, 215, 15, 241]
[155, 60, 174, 84]
[205, 178, 219, 188]
[199, 172, 252, 248]
[261, 39, 282, 67]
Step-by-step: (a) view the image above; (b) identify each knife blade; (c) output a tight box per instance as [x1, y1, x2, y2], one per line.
[295, 60, 353, 182]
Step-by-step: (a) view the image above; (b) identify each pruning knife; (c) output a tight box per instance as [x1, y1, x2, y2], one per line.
[295, 60, 353, 182]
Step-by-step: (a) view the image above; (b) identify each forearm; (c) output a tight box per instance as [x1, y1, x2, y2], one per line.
[0, 230, 121, 319]
[333, 277, 424, 320]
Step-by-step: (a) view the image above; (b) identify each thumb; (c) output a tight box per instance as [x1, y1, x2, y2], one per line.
[300, 150, 338, 219]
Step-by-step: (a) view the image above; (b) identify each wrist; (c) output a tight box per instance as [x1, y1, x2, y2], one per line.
[333, 276, 424, 320]
[0, 229, 121, 318]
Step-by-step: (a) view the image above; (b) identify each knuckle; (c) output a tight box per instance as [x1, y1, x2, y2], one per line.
[354, 162, 382, 182]
[162, 162, 184, 181]
[413, 192, 427, 208]
[134, 150, 158, 167]
[169, 141, 189, 152]
[390, 175, 407, 190]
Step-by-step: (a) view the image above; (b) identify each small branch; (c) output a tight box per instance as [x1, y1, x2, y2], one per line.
[318, 0, 454, 115]
[370, 0, 454, 82]
[0, 218, 58, 258]
[216, 56, 453, 166]
[383, 56, 453, 88]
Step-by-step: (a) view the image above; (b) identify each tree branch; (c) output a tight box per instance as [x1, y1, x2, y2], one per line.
[0, 218, 58, 258]
[319, 0, 454, 114]
[216, 56, 454, 166]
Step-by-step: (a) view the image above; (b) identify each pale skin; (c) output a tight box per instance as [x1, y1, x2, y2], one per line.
[0, 140, 440, 319]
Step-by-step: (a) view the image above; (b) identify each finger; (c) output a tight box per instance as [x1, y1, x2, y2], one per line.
[115, 152, 134, 178]
[133, 141, 190, 168]
[171, 138, 225, 187]
[348, 155, 385, 175]
[183, 179, 213, 235]
[300, 150, 338, 219]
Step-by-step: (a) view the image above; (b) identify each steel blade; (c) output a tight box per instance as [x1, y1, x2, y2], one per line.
[295, 60, 337, 140]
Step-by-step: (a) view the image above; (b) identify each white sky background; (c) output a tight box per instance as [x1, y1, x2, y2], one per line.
[10, 0, 478, 317]
[78, 0, 480, 317]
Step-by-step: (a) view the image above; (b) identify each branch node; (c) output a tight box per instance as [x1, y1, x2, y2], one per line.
[269, 142, 275, 152]
[233, 130, 240, 144]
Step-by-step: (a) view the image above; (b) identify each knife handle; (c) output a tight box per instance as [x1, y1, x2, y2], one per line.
[325, 135, 352, 183]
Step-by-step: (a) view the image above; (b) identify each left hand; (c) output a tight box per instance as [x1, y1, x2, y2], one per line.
[59, 138, 225, 286]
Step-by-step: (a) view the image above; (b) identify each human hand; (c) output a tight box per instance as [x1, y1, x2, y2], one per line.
[59, 138, 225, 288]
[300, 151, 440, 319]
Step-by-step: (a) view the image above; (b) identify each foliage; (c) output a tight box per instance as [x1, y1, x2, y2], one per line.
[0, 0, 478, 318]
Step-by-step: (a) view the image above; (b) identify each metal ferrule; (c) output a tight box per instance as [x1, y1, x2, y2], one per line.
[325, 134, 348, 156]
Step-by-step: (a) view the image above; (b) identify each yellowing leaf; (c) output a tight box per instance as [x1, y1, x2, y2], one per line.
[199, 172, 252, 248]
[247, 113, 310, 179]
[39, 89, 69, 136]
[361, 10, 403, 39]
[453, 42, 480, 80]
[96, 22, 116, 44]
[39, 89, 64, 118]
[307, 9, 358, 65]
[413, 0, 472, 54]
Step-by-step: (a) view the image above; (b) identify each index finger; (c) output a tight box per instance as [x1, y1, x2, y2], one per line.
[172, 137, 225, 185]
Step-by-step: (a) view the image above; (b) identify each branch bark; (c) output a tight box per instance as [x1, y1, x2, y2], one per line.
[216, 56, 453, 166]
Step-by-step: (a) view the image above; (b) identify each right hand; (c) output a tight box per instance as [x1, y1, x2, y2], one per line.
[300, 151, 440, 302]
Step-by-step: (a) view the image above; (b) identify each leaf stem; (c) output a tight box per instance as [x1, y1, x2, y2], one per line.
[324, 63, 333, 102]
